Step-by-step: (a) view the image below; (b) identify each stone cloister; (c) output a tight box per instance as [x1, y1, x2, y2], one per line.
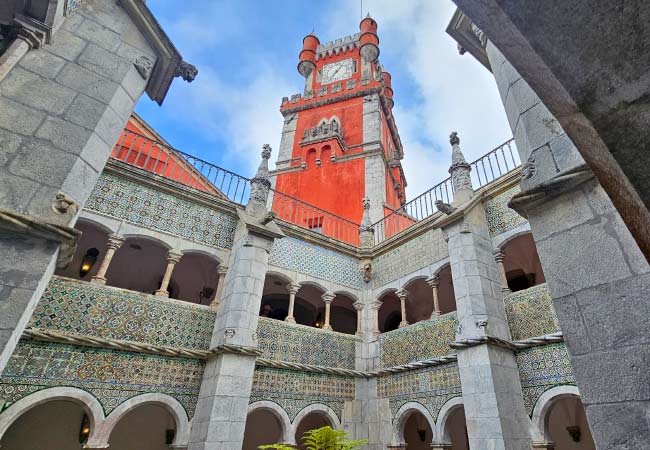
[0, 1, 647, 450]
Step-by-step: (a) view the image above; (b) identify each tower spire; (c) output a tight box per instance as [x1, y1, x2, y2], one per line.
[448, 131, 474, 203]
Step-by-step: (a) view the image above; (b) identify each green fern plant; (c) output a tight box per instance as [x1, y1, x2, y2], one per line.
[259, 426, 368, 450]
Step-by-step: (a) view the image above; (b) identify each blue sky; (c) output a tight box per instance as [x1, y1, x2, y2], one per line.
[135, 0, 511, 198]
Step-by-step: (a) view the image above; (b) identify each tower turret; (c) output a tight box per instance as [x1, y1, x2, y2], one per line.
[298, 32, 319, 78]
[359, 14, 379, 63]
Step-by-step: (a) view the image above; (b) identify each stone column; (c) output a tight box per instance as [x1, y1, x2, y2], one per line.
[395, 289, 409, 328]
[426, 276, 441, 318]
[353, 301, 364, 336]
[189, 145, 284, 450]
[369, 300, 382, 335]
[90, 234, 125, 284]
[285, 282, 301, 323]
[321, 292, 336, 331]
[0, 0, 195, 374]
[483, 41, 650, 448]
[208, 265, 228, 310]
[430, 445, 453, 450]
[493, 250, 511, 293]
[155, 250, 183, 297]
[442, 132, 531, 450]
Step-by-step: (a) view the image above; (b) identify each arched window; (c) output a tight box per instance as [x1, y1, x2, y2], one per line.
[501, 233, 545, 292]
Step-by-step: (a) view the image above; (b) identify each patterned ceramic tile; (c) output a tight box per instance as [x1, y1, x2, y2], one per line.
[250, 367, 355, 420]
[516, 343, 576, 415]
[379, 314, 457, 368]
[257, 318, 358, 369]
[504, 283, 559, 340]
[30, 276, 216, 350]
[0, 341, 203, 417]
[377, 363, 461, 422]
[64, 0, 81, 15]
[484, 185, 527, 236]
[268, 237, 364, 289]
[85, 173, 237, 249]
[372, 229, 448, 287]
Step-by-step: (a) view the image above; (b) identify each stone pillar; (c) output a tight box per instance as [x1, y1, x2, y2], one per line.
[426, 276, 441, 318]
[209, 266, 228, 310]
[321, 291, 335, 331]
[484, 40, 650, 448]
[0, 0, 194, 374]
[189, 145, 284, 450]
[493, 250, 511, 293]
[90, 234, 124, 284]
[395, 289, 409, 328]
[430, 445, 453, 450]
[369, 300, 381, 335]
[442, 135, 531, 450]
[353, 301, 364, 336]
[155, 250, 183, 297]
[285, 282, 301, 323]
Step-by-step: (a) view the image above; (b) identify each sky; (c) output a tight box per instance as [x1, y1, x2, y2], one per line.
[135, 0, 512, 199]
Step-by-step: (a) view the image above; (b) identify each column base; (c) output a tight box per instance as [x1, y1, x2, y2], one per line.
[430, 311, 441, 320]
[387, 445, 407, 450]
[322, 324, 332, 330]
[398, 320, 409, 328]
[154, 290, 169, 297]
[430, 444, 452, 450]
[208, 300, 219, 310]
[285, 316, 296, 323]
[532, 442, 555, 450]
[90, 276, 106, 285]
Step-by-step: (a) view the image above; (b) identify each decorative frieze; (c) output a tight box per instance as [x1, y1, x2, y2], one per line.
[379, 314, 457, 368]
[85, 173, 237, 250]
[484, 185, 527, 236]
[504, 284, 559, 341]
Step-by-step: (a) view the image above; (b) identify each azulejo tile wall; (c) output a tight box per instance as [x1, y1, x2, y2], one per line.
[257, 318, 358, 369]
[379, 314, 457, 368]
[516, 343, 576, 416]
[504, 283, 559, 340]
[268, 237, 364, 289]
[372, 229, 448, 287]
[30, 276, 216, 350]
[377, 363, 461, 422]
[85, 173, 238, 250]
[0, 341, 203, 417]
[484, 185, 527, 236]
[250, 367, 355, 421]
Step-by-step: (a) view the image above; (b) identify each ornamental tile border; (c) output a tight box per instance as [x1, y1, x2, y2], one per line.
[30, 276, 216, 351]
[0, 341, 203, 417]
[256, 318, 358, 369]
[372, 229, 448, 287]
[504, 284, 559, 341]
[484, 185, 527, 236]
[268, 237, 364, 289]
[377, 363, 461, 422]
[250, 367, 355, 421]
[378, 314, 457, 368]
[85, 172, 237, 250]
[516, 343, 576, 416]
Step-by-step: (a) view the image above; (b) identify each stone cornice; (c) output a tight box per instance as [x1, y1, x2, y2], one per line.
[446, 9, 491, 71]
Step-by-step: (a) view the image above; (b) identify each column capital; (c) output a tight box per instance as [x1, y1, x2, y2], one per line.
[167, 250, 183, 264]
[321, 291, 336, 304]
[287, 282, 301, 295]
[106, 234, 125, 250]
[353, 301, 364, 311]
[430, 444, 453, 450]
[493, 248, 505, 263]
[217, 265, 229, 275]
[369, 300, 382, 310]
[426, 275, 440, 288]
[395, 288, 409, 300]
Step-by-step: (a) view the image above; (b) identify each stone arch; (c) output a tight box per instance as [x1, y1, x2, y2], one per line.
[178, 248, 223, 265]
[332, 290, 359, 303]
[121, 233, 173, 250]
[495, 229, 534, 251]
[392, 402, 435, 446]
[266, 270, 295, 284]
[247, 401, 294, 444]
[0, 387, 105, 445]
[97, 393, 190, 447]
[376, 287, 397, 299]
[530, 385, 581, 442]
[76, 216, 116, 235]
[299, 280, 327, 293]
[496, 231, 545, 291]
[292, 404, 341, 432]
[434, 396, 464, 443]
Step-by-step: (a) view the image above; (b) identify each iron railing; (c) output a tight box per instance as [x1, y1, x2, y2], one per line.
[372, 138, 519, 245]
[269, 189, 360, 246]
[111, 130, 251, 204]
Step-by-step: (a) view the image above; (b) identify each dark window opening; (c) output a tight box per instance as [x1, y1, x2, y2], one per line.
[506, 269, 535, 292]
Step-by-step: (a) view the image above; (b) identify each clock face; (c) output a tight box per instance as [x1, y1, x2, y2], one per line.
[321, 59, 354, 84]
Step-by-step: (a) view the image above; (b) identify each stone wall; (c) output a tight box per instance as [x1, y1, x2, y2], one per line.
[257, 318, 358, 369]
[378, 314, 457, 368]
[30, 276, 215, 350]
[85, 172, 238, 250]
[504, 284, 559, 340]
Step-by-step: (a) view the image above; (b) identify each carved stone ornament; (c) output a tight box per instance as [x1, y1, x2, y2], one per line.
[301, 118, 343, 145]
[470, 22, 488, 48]
[51, 192, 78, 216]
[224, 328, 236, 339]
[134, 55, 154, 80]
[435, 200, 455, 215]
[521, 155, 537, 180]
[460, 222, 472, 234]
[361, 262, 372, 283]
[173, 60, 198, 82]
[475, 319, 488, 328]
[441, 229, 449, 242]
[247, 145, 272, 210]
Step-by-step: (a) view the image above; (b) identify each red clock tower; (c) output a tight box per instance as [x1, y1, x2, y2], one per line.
[272, 15, 407, 232]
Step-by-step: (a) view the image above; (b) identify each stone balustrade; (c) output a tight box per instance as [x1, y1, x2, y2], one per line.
[503, 283, 559, 340]
[378, 313, 458, 368]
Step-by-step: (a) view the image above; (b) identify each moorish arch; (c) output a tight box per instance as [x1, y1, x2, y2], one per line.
[0, 387, 105, 448]
[55, 219, 112, 281]
[434, 396, 468, 450]
[243, 401, 294, 449]
[392, 402, 436, 448]
[497, 231, 546, 292]
[292, 403, 341, 448]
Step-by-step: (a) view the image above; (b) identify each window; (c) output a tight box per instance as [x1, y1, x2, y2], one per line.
[353, 60, 358, 72]
[316, 69, 322, 82]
